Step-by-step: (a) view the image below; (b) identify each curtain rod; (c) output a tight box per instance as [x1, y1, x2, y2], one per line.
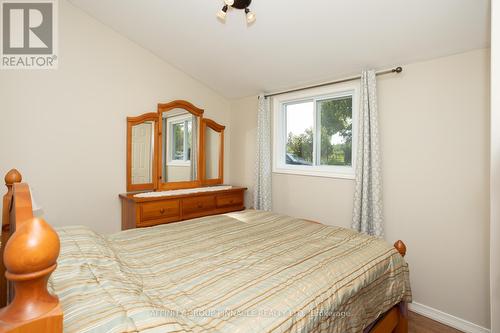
[263, 66, 403, 99]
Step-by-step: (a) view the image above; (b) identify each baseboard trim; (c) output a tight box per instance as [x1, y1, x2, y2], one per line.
[409, 302, 490, 333]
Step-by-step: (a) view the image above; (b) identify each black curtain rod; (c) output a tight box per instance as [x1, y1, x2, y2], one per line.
[263, 66, 403, 99]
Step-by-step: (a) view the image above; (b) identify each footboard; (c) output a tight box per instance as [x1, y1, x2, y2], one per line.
[370, 240, 408, 333]
[0, 170, 62, 333]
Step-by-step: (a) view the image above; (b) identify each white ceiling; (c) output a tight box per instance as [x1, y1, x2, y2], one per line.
[68, 0, 490, 99]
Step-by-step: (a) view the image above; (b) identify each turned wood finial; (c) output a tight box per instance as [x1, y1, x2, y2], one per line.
[394, 240, 407, 257]
[4, 217, 60, 276]
[0, 217, 60, 323]
[0, 183, 62, 331]
[4, 169, 22, 188]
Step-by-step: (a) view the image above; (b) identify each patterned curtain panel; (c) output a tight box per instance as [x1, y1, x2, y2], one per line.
[253, 95, 272, 211]
[352, 70, 384, 237]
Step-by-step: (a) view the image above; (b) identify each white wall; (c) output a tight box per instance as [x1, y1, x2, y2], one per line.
[229, 49, 491, 329]
[491, 1, 500, 331]
[166, 166, 191, 182]
[0, 0, 231, 234]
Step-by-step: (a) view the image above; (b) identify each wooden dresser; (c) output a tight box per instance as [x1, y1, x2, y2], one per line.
[119, 187, 246, 230]
[123, 100, 244, 230]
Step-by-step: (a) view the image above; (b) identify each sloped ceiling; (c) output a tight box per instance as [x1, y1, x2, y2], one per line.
[69, 0, 490, 99]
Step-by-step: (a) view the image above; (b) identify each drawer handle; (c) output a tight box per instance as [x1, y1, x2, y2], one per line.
[197, 203, 203, 208]
[160, 208, 166, 214]
[229, 200, 234, 204]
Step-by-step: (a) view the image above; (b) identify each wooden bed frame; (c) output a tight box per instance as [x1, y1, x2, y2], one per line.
[0, 169, 408, 333]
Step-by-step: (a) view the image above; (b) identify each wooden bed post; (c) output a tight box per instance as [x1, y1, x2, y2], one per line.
[371, 240, 409, 333]
[0, 172, 63, 333]
[0, 170, 22, 308]
[394, 240, 407, 258]
[393, 240, 408, 333]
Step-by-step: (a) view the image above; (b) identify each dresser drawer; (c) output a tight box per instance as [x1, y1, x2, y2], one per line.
[120, 187, 247, 230]
[216, 193, 243, 208]
[136, 217, 179, 228]
[182, 195, 216, 216]
[140, 200, 180, 222]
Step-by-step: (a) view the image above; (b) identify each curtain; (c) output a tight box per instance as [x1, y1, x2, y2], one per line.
[253, 95, 272, 211]
[352, 70, 384, 237]
[191, 115, 198, 180]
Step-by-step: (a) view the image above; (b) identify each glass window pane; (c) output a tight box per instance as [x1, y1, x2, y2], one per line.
[172, 122, 184, 160]
[285, 101, 313, 165]
[318, 96, 353, 166]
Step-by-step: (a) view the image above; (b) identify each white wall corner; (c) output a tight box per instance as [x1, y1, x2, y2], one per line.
[492, 0, 500, 332]
[409, 302, 491, 333]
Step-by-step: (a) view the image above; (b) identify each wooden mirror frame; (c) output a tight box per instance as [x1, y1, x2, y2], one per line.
[157, 100, 204, 191]
[200, 118, 225, 186]
[126, 113, 159, 192]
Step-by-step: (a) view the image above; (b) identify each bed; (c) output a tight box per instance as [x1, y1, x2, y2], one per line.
[0, 170, 411, 333]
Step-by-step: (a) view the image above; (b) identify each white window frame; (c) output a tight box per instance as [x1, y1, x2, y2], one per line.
[166, 114, 192, 167]
[272, 81, 359, 179]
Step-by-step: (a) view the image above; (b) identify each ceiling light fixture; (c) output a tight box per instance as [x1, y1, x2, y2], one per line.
[217, 0, 255, 24]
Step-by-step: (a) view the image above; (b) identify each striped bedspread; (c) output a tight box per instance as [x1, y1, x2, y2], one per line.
[50, 210, 412, 333]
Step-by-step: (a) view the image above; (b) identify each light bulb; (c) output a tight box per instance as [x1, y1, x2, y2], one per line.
[246, 10, 256, 24]
[217, 5, 228, 21]
[217, 10, 227, 20]
[224, 0, 234, 6]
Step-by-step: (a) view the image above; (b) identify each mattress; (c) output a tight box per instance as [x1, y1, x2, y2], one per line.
[49, 210, 412, 333]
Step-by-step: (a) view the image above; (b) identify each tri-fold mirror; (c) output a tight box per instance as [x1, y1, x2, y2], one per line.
[126, 100, 225, 192]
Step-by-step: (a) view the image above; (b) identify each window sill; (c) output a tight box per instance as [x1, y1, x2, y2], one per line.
[167, 162, 191, 167]
[272, 168, 355, 180]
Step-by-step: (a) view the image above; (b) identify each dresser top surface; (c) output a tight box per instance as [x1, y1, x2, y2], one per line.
[119, 186, 246, 203]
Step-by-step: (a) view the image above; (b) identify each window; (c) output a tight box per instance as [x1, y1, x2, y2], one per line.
[273, 83, 358, 178]
[167, 115, 192, 165]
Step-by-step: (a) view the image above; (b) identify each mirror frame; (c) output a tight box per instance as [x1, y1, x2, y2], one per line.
[126, 113, 159, 192]
[200, 118, 225, 186]
[157, 100, 204, 190]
